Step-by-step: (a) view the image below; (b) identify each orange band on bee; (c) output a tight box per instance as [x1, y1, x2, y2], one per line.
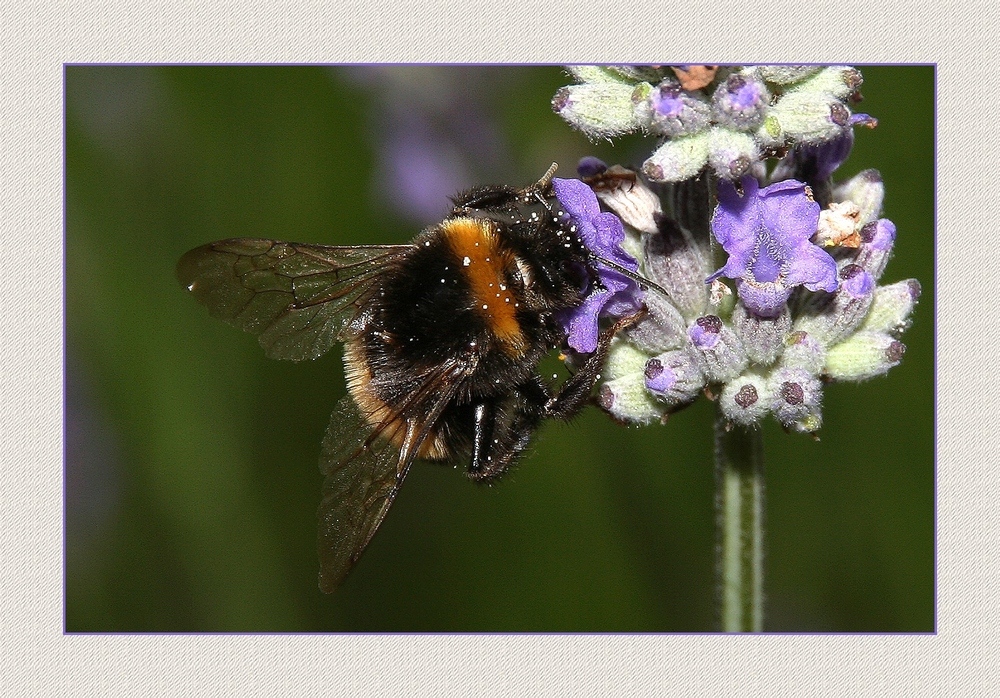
[342, 340, 450, 460]
[441, 218, 526, 355]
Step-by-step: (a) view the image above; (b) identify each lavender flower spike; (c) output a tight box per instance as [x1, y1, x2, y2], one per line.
[709, 177, 838, 317]
[552, 177, 644, 353]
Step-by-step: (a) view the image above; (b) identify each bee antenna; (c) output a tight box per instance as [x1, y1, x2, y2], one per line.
[590, 254, 673, 301]
[529, 162, 559, 211]
[536, 162, 559, 189]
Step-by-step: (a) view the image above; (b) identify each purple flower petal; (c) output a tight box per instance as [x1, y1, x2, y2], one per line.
[552, 177, 601, 224]
[860, 218, 896, 251]
[688, 315, 722, 350]
[561, 290, 608, 353]
[644, 358, 676, 393]
[839, 264, 875, 298]
[785, 243, 839, 292]
[710, 176, 838, 317]
[552, 176, 644, 352]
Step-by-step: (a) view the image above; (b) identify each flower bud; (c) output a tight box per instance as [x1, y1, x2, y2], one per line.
[711, 71, 770, 131]
[832, 169, 884, 225]
[637, 80, 712, 137]
[757, 65, 823, 85]
[552, 79, 642, 140]
[598, 339, 666, 424]
[643, 217, 712, 320]
[719, 371, 771, 426]
[642, 131, 710, 182]
[779, 330, 827, 375]
[823, 331, 906, 381]
[768, 367, 823, 433]
[759, 93, 852, 146]
[860, 279, 921, 336]
[795, 262, 877, 346]
[733, 302, 792, 365]
[797, 66, 864, 100]
[643, 349, 704, 407]
[853, 219, 896, 282]
[688, 315, 748, 382]
[625, 288, 688, 354]
[754, 66, 861, 149]
[565, 66, 629, 84]
[707, 128, 759, 179]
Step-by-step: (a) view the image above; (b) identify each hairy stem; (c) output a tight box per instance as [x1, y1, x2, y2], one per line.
[715, 409, 764, 632]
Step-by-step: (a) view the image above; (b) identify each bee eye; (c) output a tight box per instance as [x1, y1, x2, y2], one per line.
[562, 259, 590, 290]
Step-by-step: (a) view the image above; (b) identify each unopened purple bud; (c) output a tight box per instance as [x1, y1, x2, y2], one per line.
[795, 264, 875, 347]
[712, 72, 769, 131]
[839, 264, 875, 299]
[644, 357, 669, 387]
[652, 83, 685, 117]
[688, 316, 748, 382]
[643, 349, 704, 407]
[859, 219, 895, 250]
[689, 315, 722, 349]
[853, 218, 897, 282]
[644, 81, 712, 137]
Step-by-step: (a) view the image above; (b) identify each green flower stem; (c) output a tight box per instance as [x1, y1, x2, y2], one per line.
[715, 409, 764, 632]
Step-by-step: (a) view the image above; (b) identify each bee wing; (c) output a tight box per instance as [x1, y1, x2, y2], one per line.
[317, 360, 472, 593]
[177, 238, 413, 361]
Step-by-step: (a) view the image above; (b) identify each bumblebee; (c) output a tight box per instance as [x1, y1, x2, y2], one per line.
[177, 164, 647, 592]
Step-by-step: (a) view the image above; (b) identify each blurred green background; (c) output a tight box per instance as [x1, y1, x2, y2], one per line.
[65, 65, 934, 632]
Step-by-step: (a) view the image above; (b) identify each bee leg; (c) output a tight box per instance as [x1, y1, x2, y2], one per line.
[468, 397, 543, 482]
[544, 309, 646, 421]
[469, 402, 498, 478]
